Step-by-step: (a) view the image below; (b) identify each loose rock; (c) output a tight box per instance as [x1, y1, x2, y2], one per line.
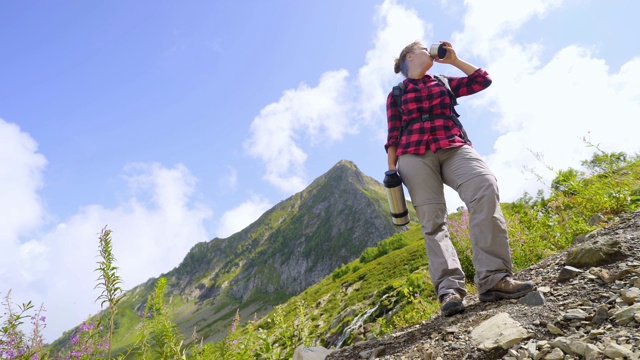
[326, 212, 640, 360]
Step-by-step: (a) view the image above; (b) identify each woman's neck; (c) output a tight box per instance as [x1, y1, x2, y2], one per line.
[407, 65, 428, 79]
[407, 70, 425, 79]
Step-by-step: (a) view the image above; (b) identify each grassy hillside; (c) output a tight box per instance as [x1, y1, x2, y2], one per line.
[46, 160, 413, 358]
[6, 150, 638, 359]
[235, 149, 640, 356]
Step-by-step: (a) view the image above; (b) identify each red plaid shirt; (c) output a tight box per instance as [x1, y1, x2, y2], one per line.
[385, 68, 492, 155]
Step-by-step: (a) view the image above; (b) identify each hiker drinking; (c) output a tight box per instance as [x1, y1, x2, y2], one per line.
[384, 40, 536, 316]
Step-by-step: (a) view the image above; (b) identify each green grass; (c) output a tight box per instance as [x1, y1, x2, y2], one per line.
[28, 150, 640, 359]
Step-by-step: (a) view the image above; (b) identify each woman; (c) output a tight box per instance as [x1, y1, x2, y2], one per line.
[385, 40, 535, 317]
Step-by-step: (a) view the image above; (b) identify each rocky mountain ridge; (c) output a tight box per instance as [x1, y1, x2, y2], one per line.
[49, 159, 413, 354]
[127, 159, 409, 346]
[319, 211, 640, 360]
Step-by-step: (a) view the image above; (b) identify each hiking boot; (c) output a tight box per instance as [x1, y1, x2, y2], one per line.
[479, 276, 536, 302]
[440, 293, 464, 317]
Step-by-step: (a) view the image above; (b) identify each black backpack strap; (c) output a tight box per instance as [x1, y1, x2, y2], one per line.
[434, 75, 459, 116]
[395, 76, 470, 144]
[393, 82, 407, 141]
[392, 82, 405, 115]
[434, 74, 470, 143]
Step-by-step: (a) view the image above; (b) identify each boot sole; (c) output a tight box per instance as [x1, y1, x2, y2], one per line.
[479, 283, 536, 302]
[441, 300, 464, 316]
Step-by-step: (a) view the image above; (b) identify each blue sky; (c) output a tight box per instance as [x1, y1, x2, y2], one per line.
[2, 0, 639, 342]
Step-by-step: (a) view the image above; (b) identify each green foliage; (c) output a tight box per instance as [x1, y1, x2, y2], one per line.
[448, 210, 475, 282]
[11, 147, 640, 360]
[581, 149, 628, 174]
[331, 262, 364, 280]
[61, 321, 109, 360]
[359, 233, 411, 264]
[374, 270, 438, 337]
[132, 277, 185, 360]
[0, 291, 47, 359]
[257, 301, 312, 358]
[504, 145, 639, 271]
[95, 226, 124, 359]
[551, 168, 583, 195]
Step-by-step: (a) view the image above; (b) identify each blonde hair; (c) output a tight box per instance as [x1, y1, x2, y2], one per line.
[394, 40, 425, 77]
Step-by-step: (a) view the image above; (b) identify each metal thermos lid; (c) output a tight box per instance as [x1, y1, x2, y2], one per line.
[383, 170, 402, 188]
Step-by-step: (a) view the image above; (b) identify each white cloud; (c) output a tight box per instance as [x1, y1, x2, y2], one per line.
[0, 118, 46, 284]
[357, 0, 431, 126]
[4, 0, 640, 346]
[453, 0, 564, 60]
[37, 163, 213, 341]
[488, 48, 640, 201]
[449, 0, 640, 204]
[244, 0, 433, 196]
[243, 0, 640, 215]
[0, 119, 46, 238]
[0, 122, 213, 342]
[215, 194, 273, 239]
[244, 70, 352, 192]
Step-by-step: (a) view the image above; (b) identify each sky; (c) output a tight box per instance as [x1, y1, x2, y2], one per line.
[1, 0, 639, 342]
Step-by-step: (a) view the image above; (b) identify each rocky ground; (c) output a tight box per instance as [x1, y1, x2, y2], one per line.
[322, 211, 640, 360]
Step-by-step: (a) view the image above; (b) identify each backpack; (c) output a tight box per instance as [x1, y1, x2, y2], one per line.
[392, 75, 470, 143]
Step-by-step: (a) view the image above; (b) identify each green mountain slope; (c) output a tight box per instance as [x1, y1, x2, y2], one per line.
[48, 151, 640, 358]
[253, 152, 640, 352]
[49, 159, 417, 356]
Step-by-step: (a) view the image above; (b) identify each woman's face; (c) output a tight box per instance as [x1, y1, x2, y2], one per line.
[409, 46, 433, 74]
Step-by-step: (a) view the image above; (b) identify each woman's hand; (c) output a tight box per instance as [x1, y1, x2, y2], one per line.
[433, 41, 458, 65]
[433, 41, 478, 75]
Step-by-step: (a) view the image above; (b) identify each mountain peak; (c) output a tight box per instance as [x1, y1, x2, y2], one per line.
[333, 159, 358, 170]
[313, 159, 373, 190]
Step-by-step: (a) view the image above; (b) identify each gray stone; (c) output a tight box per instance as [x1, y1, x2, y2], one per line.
[621, 287, 640, 304]
[592, 304, 609, 325]
[584, 344, 602, 360]
[517, 349, 529, 360]
[557, 266, 583, 283]
[360, 346, 386, 359]
[538, 286, 551, 293]
[603, 343, 634, 359]
[569, 340, 588, 356]
[571, 230, 598, 245]
[572, 234, 587, 245]
[563, 308, 588, 320]
[544, 348, 564, 360]
[470, 313, 532, 351]
[535, 348, 551, 360]
[293, 346, 334, 360]
[614, 303, 640, 325]
[518, 290, 545, 306]
[549, 337, 572, 354]
[526, 340, 538, 357]
[588, 213, 606, 226]
[565, 237, 628, 268]
[547, 323, 564, 335]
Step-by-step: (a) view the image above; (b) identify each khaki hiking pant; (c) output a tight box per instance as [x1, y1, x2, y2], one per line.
[398, 145, 513, 299]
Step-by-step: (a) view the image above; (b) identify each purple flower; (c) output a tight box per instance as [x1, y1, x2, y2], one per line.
[70, 333, 80, 346]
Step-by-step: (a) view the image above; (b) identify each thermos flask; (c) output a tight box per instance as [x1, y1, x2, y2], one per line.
[383, 170, 410, 226]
